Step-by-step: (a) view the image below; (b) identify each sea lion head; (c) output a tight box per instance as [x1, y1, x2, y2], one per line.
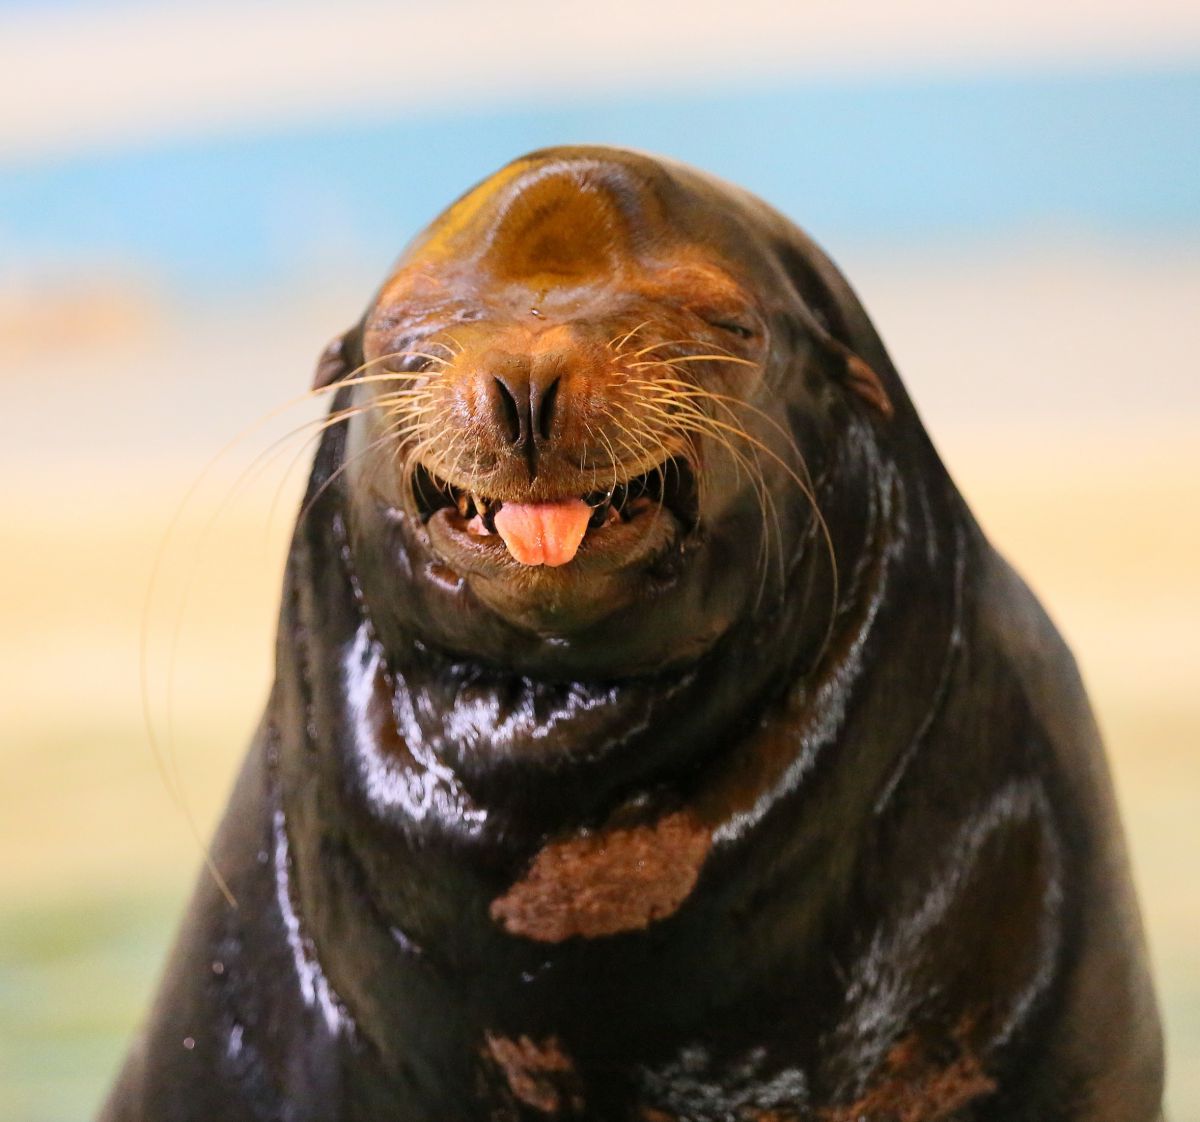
[316, 146, 898, 679]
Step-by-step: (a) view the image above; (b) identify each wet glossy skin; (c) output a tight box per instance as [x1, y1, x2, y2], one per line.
[101, 148, 1163, 1121]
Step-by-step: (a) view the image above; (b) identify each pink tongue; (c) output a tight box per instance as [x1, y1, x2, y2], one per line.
[493, 498, 592, 567]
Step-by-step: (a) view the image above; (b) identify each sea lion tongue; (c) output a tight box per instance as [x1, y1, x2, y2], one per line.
[493, 498, 592, 567]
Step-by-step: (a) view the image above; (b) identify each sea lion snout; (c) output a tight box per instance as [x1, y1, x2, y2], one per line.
[453, 323, 602, 482]
[408, 334, 700, 582]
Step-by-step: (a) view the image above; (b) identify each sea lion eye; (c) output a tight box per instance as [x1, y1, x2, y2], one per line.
[390, 354, 436, 374]
[707, 318, 755, 340]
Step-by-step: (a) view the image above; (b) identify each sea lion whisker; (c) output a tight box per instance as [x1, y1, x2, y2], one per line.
[381, 394, 440, 428]
[392, 418, 446, 485]
[260, 402, 417, 541]
[661, 392, 836, 640]
[594, 406, 679, 499]
[624, 394, 783, 589]
[384, 408, 446, 492]
[298, 426, 413, 528]
[145, 363, 436, 686]
[636, 374, 820, 501]
[597, 415, 654, 488]
[396, 424, 460, 513]
[611, 399, 705, 514]
[619, 396, 757, 520]
[178, 392, 408, 672]
[581, 422, 604, 490]
[272, 386, 441, 544]
[424, 337, 461, 360]
[622, 413, 678, 473]
[606, 402, 684, 480]
[594, 417, 643, 520]
[654, 411, 779, 584]
[321, 371, 438, 394]
[633, 364, 801, 556]
[643, 375, 793, 454]
[609, 319, 655, 354]
[625, 335, 750, 362]
[382, 406, 439, 434]
[425, 404, 473, 473]
[357, 395, 444, 490]
[627, 354, 759, 371]
[380, 389, 437, 411]
[626, 337, 715, 361]
[310, 349, 456, 397]
[587, 422, 623, 496]
[613, 413, 680, 538]
[147, 393, 399, 910]
[651, 391, 788, 522]
[631, 440, 676, 547]
[380, 392, 443, 446]
[364, 425, 430, 520]
[388, 404, 440, 426]
[636, 375, 799, 445]
[437, 430, 478, 496]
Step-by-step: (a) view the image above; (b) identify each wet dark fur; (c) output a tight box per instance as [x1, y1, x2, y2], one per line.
[102, 148, 1163, 1121]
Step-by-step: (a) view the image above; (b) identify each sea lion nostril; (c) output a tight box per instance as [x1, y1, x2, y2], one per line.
[488, 369, 562, 453]
[491, 376, 523, 444]
[535, 375, 561, 442]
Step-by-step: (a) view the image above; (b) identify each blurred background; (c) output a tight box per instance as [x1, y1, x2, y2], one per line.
[1, 1, 1197, 1117]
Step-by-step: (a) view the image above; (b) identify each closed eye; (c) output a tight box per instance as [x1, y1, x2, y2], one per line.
[707, 319, 755, 340]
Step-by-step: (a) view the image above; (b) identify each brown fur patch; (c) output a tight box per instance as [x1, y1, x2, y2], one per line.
[638, 1110, 677, 1122]
[482, 1032, 583, 1114]
[490, 811, 712, 941]
[820, 1027, 995, 1121]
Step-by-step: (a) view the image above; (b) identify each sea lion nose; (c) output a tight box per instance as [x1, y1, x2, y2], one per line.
[486, 359, 563, 452]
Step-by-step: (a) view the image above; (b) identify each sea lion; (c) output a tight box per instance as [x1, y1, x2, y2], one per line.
[101, 146, 1164, 1121]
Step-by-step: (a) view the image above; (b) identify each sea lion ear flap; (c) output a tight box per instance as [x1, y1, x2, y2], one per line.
[312, 323, 364, 390]
[822, 335, 894, 420]
[775, 238, 894, 420]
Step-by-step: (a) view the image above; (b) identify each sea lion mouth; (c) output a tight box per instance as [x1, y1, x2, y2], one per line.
[412, 456, 700, 570]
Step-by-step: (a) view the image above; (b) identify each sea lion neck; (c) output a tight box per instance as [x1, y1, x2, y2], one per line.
[303, 444, 839, 839]
[281, 406, 915, 841]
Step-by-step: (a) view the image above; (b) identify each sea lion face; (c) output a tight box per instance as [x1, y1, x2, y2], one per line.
[334, 150, 884, 677]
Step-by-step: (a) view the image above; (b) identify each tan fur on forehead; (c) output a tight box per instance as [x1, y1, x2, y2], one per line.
[392, 152, 694, 289]
[481, 166, 632, 283]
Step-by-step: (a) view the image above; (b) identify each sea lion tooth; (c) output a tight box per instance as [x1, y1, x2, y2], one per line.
[481, 499, 499, 533]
